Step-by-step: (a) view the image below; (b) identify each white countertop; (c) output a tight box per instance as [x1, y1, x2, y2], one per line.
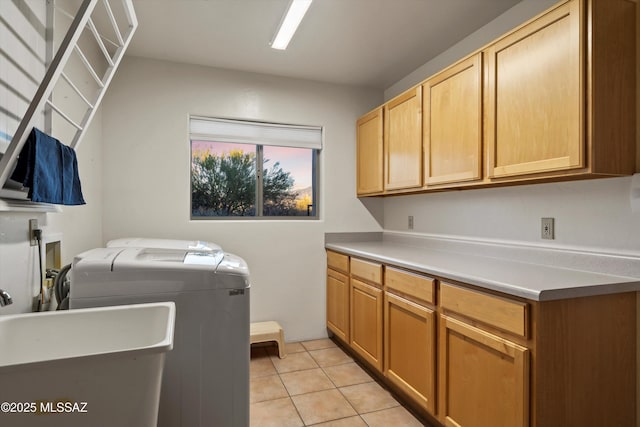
[325, 234, 640, 301]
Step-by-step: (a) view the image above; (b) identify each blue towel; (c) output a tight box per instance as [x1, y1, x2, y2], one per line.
[11, 128, 86, 205]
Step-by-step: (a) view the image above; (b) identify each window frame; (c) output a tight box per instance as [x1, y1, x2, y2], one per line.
[189, 117, 321, 221]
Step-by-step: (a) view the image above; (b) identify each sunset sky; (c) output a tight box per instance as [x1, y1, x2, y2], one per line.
[191, 141, 312, 190]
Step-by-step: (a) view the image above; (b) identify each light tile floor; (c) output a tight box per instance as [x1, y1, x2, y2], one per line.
[250, 338, 429, 427]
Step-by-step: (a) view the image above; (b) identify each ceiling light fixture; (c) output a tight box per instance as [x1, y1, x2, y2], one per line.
[270, 0, 312, 50]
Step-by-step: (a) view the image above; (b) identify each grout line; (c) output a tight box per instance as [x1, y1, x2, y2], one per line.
[323, 338, 432, 426]
[251, 341, 427, 426]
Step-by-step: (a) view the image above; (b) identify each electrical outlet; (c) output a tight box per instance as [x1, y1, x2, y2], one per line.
[29, 219, 38, 246]
[541, 217, 554, 240]
[408, 215, 414, 230]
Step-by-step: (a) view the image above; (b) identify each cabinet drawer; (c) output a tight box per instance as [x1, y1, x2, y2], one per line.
[350, 258, 382, 286]
[385, 267, 435, 305]
[440, 282, 527, 337]
[327, 251, 349, 273]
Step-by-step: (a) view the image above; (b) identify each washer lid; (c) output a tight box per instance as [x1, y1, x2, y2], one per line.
[112, 248, 225, 271]
[72, 247, 226, 274]
[107, 237, 222, 252]
[71, 247, 123, 273]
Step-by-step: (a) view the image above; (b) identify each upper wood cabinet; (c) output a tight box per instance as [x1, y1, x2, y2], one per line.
[423, 53, 483, 186]
[485, 1, 582, 179]
[355, 0, 635, 196]
[485, 0, 635, 180]
[384, 87, 423, 191]
[356, 108, 384, 196]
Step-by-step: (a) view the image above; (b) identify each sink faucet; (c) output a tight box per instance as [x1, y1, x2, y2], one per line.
[0, 289, 12, 307]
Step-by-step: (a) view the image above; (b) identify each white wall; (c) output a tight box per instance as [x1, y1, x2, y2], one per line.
[0, 213, 44, 313]
[385, 0, 559, 100]
[382, 0, 640, 256]
[0, 0, 104, 314]
[100, 56, 382, 341]
[385, 177, 640, 254]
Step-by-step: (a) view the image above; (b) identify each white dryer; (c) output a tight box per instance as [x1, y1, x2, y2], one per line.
[70, 246, 250, 427]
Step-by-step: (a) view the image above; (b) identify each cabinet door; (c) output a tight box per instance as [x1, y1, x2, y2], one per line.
[424, 54, 482, 186]
[485, 0, 583, 179]
[384, 292, 436, 414]
[384, 87, 422, 191]
[356, 108, 384, 195]
[439, 316, 529, 427]
[326, 268, 349, 343]
[350, 278, 383, 371]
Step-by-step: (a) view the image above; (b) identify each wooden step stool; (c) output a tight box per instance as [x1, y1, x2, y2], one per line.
[250, 321, 286, 358]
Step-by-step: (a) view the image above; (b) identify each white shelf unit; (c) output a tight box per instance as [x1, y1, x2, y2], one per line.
[0, 0, 137, 208]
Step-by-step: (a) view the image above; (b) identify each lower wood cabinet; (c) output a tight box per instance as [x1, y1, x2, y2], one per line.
[326, 268, 349, 343]
[350, 278, 383, 371]
[325, 250, 636, 427]
[384, 291, 436, 414]
[438, 315, 529, 427]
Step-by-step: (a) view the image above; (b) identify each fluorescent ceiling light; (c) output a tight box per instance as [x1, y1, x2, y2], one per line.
[271, 0, 312, 50]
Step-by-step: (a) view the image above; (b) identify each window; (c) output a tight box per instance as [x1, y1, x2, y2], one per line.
[190, 117, 321, 219]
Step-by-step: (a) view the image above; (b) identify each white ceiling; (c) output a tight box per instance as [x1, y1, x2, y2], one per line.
[127, 0, 523, 90]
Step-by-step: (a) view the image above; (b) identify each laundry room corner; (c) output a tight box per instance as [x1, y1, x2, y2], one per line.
[99, 57, 383, 341]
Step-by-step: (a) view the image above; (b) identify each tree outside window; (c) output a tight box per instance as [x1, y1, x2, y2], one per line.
[191, 141, 316, 218]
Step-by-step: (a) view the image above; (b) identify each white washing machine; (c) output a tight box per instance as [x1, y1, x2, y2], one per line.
[106, 237, 222, 252]
[70, 246, 250, 427]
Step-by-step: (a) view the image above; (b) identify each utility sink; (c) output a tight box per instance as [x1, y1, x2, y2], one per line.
[0, 302, 175, 427]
